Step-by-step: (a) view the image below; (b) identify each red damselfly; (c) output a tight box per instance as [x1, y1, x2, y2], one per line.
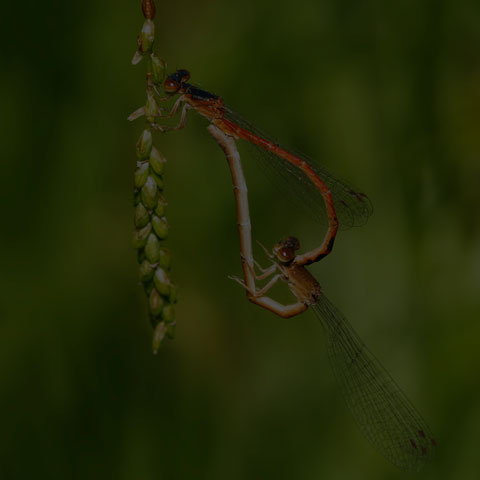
[160, 69, 373, 264]
[209, 126, 436, 472]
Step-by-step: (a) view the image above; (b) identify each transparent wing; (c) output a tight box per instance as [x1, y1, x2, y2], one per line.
[312, 295, 436, 471]
[224, 108, 373, 229]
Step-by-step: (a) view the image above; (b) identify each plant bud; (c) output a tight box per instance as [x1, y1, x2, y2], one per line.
[162, 305, 175, 323]
[154, 201, 164, 217]
[128, 106, 146, 121]
[149, 146, 165, 175]
[150, 54, 166, 83]
[136, 129, 153, 159]
[158, 248, 172, 270]
[134, 162, 149, 188]
[140, 19, 155, 53]
[132, 223, 152, 249]
[145, 91, 161, 120]
[150, 171, 164, 189]
[139, 260, 155, 282]
[142, 0, 156, 19]
[131, 36, 144, 65]
[149, 288, 164, 316]
[134, 203, 150, 227]
[145, 233, 161, 263]
[152, 215, 168, 239]
[141, 176, 158, 209]
[131, 50, 143, 65]
[152, 322, 167, 354]
[153, 267, 170, 296]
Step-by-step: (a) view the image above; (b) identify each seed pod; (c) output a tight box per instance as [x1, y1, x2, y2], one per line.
[134, 203, 150, 227]
[145, 233, 161, 262]
[154, 201, 164, 217]
[141, 176, 158, 209]
[150, 54, 166, 83]
[134, 162, 149, 188]
[162, 305, 175, 323]
[140, 19, 155, 53]
[131, 49, 143, 65]
[149, 288, 164, 316]
[150, 171, 164, 190]
[136, 129, 153, 160]
[152, 215, 168, 239]
[139, 260, 155, 282]
[157, 248, 172, 270]
[152, 321, 167, 354]
[142, 0, 156, 20]
[149, 147, 165, 175]
[153, 267, 170, 296]
[132, 223, 152, 249]
[145, 90, 161, 120]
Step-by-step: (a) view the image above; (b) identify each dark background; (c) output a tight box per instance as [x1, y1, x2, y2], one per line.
[1, 0, 480, 478]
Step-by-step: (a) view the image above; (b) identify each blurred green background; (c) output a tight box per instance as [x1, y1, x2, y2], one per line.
[1, 0, 480, 478]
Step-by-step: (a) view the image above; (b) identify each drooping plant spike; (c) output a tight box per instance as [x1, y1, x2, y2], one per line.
[130, 0, 176, 353]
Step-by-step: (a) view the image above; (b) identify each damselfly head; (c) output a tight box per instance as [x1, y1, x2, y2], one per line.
[164, 69, 190, 94]
[273, 236, 300, 263]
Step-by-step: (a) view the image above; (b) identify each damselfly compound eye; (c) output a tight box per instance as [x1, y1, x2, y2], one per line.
[164, 79, 179, 94]
[273, 243, 295, 263]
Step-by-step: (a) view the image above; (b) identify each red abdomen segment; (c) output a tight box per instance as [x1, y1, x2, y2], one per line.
[215, 117, 339, 230]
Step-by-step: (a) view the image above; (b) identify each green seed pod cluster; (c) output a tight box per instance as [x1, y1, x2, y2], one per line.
[131, 0, 172, 353]
[133, 128, 177, 353]
[131, 0, 166, 85]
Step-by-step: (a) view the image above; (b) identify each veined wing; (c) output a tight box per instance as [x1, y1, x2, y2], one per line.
[224, 108, 373, 229]
[312, 294, 436, 471]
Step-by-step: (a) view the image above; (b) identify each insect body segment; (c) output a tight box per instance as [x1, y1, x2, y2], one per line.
[207, 126, 436, 472]
[162, 69, 372, 231]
